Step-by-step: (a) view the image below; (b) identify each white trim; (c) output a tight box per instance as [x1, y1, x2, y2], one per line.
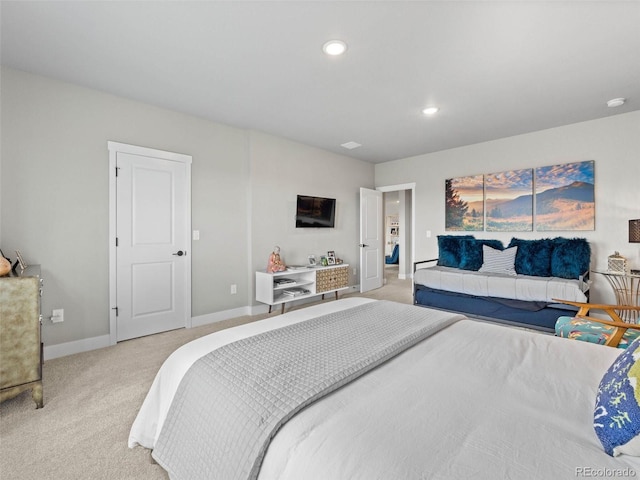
[44, 335, 111, 361]
[377, 183, 416, 193]
[191, 307, 253, 328]
[108, 141, 193, 345]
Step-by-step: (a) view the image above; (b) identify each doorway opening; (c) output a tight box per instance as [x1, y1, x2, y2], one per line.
[380, 183, 415, 298]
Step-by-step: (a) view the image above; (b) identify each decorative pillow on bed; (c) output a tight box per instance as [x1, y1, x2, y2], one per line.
[478, 245, 517, 276]
[507, 238, 553, 277]
[459, 238, 504, 271]
[551, 237, 590, 279]
[437, 235, 474, 268]
[594, 336, 640, 456]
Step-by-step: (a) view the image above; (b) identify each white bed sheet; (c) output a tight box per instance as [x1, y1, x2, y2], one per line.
[260, 318, 640, 479]
[130, 298, 640, 479]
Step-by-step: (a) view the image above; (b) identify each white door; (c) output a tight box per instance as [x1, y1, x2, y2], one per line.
[359, 187, 383, 292]
[109, 142, 192, 342]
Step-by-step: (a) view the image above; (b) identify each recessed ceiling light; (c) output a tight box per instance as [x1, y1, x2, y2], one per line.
[422, 107, 439, 115]
[607, 98, 626, 108]
[341, 141, 361, 150]
[323, 40, 347, 56]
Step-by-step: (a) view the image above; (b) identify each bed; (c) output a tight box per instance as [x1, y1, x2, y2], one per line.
[129, 297, 640, 479]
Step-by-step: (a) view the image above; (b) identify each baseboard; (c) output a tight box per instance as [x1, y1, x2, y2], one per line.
[44, 334, 111, 361]
[43, 296, 362, 360]
[44, 306, 253, 360]
[190, 306, 252, 327]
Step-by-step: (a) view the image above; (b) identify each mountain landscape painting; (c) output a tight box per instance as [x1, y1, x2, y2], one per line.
[445, 174, 484, 231]
[485, 168, 533, 232]
[535, 160, 595, 231]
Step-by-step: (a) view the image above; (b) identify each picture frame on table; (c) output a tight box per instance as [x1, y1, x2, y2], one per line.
[14, 250, 27, 271]
[327, 251, 336, 265]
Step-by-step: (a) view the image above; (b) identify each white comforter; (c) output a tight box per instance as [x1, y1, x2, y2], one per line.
[130, 298, 640, 479]
[414, 265, 588, 303]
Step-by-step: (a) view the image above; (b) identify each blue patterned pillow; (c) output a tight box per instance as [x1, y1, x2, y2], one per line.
[594, 337, 640, 456]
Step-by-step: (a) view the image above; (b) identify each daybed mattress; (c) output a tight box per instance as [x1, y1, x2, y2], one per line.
[129, 298, 640, 479]
[414, 264, 588, 303]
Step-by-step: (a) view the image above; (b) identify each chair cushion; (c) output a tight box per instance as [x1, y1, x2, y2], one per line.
[555, 316, 640, 349]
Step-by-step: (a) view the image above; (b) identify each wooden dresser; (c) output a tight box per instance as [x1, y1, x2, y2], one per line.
[0, 265, 43, 408]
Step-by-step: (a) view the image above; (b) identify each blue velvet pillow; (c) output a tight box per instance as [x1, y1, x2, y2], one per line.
[550, 237, 590, 279]
[459, 238, 504, 271]
[507, 238, 553, 277]
[594, 337, 640, 456]
[437, 235, 474, 268]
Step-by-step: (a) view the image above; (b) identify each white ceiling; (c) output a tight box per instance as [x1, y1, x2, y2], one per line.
[2, 1, 639, 164]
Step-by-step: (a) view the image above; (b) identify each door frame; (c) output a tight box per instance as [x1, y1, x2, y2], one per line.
[108, 141, 192, 345]
[377, 183, 416, 280]
[359, 187, 384, 293]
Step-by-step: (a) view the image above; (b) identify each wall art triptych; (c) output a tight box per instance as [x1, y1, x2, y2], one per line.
[445, 160, 595, 232]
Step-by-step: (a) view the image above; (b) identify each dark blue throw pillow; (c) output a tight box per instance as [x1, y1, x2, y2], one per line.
[459, 238, 504, 271]
[507, 238, 554, 277]
[437, 235, 474, 268]
[550, 237, 591, 279]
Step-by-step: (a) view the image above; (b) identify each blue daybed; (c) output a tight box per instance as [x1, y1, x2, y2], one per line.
[413, 236, 591, 332]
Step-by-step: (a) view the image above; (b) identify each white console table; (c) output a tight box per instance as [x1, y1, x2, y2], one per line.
[256, 264, 349, 314]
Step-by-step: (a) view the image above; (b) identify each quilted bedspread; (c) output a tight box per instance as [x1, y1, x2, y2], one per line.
[152, 300, 462, 480]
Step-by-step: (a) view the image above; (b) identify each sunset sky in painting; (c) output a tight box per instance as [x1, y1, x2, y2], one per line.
[535, 160, 595, 192]
[450, 175, 484, 202]
[485, 169, 533, 199]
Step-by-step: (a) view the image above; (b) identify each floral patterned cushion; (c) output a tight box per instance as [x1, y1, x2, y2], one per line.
[555, 316, 640, 349]
[594, 337, 640, 456]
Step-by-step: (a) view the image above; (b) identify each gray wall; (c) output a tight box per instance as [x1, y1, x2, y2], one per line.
[249, 131, 374, 295]
[375, 110, 640, 304]
[0, 68, 374, 350]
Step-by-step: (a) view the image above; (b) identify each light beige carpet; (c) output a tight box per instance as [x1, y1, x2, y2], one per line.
[0, 268, 412, 480]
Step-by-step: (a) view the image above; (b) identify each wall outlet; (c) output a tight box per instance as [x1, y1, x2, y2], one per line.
[230, 284, 237, 295]
[352, 267, 357, 276]
[51, 308, 64, 323]
[193, 230, 200, 240]
[426, 230, 432, 238]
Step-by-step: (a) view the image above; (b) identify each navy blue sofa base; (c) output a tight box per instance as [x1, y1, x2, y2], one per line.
[414, 285, 578, 333]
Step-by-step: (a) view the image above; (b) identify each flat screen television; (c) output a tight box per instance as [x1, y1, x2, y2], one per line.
[295, 195, 336, 228]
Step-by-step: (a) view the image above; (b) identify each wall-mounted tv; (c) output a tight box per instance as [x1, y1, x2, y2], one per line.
[295, 195, 336, 228]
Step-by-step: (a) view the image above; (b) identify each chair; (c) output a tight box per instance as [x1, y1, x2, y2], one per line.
[553, 299, 640, 349]
[385, 244, 399, 264]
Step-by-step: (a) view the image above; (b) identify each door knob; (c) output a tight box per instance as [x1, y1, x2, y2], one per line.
[173, 250, 185, 256]
[359, 244, 369, 248]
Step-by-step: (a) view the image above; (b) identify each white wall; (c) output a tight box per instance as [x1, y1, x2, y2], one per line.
[375, 111, 640, 304]
[249, 131, 375, 304]
[0, 68, 375, 351]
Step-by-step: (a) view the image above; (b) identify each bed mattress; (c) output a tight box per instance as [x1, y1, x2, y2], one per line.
[129, 298, 640, 479]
